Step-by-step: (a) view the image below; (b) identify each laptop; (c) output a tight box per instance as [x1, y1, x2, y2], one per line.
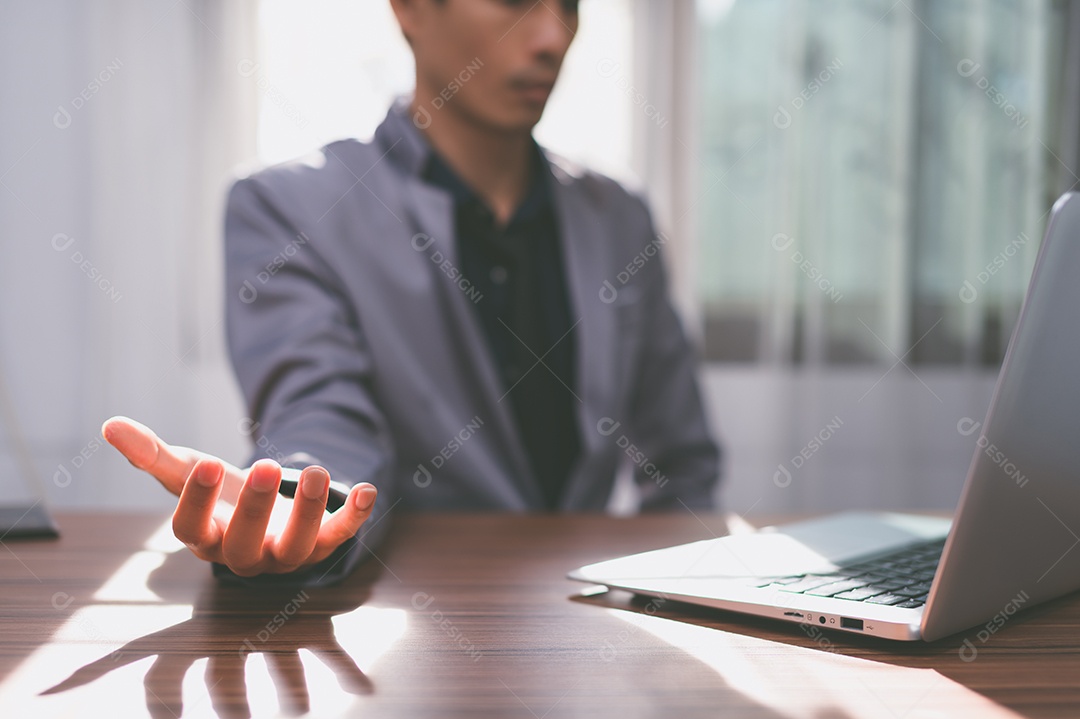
[570, 192, 1080, 642]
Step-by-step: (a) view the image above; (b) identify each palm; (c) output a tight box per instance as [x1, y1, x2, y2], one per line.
[101, 416, 378, 577]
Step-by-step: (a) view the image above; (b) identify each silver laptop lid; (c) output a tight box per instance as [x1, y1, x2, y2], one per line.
[923, 193, 1080, 641]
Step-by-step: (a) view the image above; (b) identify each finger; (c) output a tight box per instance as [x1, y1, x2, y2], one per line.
[173, 460, 225, 561]
[312, 640, 374, 695]
[103, 416, 248, 503]
[207, 653, 250, 719]
[311, 483, 378, 563]
[39, 644, 153, 695]
[265, 649, 310, 714]
[273, 466, 330, 570]
[144, 654, 192, 719]
[221, 459, 281, 575]
[102, 416, 193, 496]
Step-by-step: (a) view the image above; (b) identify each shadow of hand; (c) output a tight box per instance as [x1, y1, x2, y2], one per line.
[41, 551, 375, 718]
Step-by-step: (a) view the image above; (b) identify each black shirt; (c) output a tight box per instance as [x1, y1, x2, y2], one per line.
[422, 145, 581, 509]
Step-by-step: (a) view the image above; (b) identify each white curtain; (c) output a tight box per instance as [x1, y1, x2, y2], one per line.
[0, 0, 259, 509]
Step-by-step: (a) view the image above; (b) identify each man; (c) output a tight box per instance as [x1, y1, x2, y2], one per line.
[103, 0, 721, 586]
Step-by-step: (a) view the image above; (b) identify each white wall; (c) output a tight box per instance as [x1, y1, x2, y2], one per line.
[703, 367, 999, 516]
[0, 1, 257, 512]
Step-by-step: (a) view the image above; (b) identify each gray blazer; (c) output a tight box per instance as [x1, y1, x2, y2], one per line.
[221, 98, 721, 585]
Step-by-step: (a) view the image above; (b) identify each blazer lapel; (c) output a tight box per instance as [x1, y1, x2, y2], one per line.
[398, 173, 542, 507]
[548, 166, 619, 506]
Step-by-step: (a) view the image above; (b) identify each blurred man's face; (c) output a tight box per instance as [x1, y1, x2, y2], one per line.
[397, 0, 579, 133]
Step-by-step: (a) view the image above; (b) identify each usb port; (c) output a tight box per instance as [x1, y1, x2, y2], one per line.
[840, 617, 864, 631]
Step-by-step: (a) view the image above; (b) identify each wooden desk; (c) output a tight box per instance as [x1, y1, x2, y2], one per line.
[2, 512, 1078, 718]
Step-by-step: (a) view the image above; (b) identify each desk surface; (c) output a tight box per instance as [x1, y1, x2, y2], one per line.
[1, 512, 1078, 718]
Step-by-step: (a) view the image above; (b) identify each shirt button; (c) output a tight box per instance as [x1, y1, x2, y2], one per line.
[490, 265, 508, 284]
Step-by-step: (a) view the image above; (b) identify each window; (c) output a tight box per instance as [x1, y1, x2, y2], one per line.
[695, 0, 1076, 365]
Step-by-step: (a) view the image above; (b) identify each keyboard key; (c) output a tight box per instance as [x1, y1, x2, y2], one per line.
[832, 587, 886, 601]
[895, 583, 932, 597]
[804, 580, 869, 597]
[911, 573, 935, 583]
[856, 573, 891, 583]
[771, 575, 808, 585]
[777, 575, 845, 593]
[896, 599, 925, 609]
[865, 594, 909, 605]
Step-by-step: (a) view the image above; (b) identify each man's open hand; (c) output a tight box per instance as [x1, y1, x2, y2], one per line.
[101, 416, 377, 577]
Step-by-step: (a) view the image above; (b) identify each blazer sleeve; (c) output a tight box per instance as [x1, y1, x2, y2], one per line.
[215, 175, 397, 587]
[622, 197, 722, 511]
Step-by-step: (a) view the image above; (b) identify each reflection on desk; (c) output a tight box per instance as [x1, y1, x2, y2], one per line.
[1, 513, 1077, 718]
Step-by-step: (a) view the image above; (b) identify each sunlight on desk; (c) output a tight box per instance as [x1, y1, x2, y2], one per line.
[0, 605, 196, 715]
[0, 518, 407, 718]
[608, 609, 1023, 719]
[92, 551, 170, 602]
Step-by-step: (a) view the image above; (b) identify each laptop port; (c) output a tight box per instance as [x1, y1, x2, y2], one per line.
[841, 617, 864, 630]
[783, 611, 804, 618]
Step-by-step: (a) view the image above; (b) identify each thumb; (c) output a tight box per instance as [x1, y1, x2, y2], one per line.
[102, 416, 192, 496]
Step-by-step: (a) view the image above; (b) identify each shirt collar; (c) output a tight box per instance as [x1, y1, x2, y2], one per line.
[377, 95, 552, 227]
[422, 142, 551, 228]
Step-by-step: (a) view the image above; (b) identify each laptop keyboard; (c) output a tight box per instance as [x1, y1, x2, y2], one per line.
[753, 537, 946, 609]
